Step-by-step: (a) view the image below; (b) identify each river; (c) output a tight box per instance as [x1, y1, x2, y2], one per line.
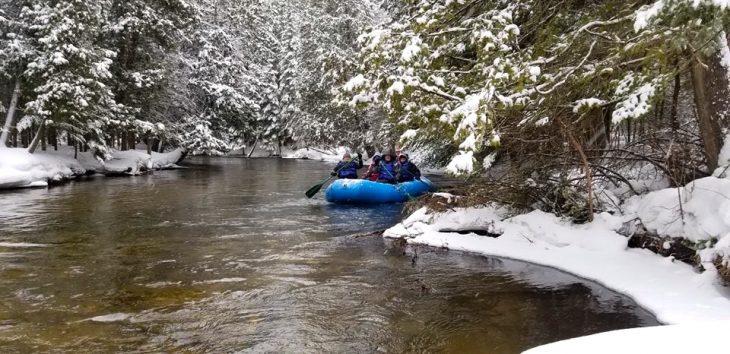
[0, 157, 658, 353]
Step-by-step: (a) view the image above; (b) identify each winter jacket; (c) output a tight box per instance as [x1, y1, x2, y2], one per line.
[334, 157, 363, 179]
[378, 160, 397, 183]
[363, 165, 379, 181]
[396, 161, 421, 182]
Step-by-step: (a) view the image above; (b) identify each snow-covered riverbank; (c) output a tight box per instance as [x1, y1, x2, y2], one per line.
[524, 320, 730, 354]
[0, 147, 184, 189]
[385, 175, 730, 352]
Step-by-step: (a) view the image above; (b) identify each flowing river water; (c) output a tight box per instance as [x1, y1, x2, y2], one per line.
[0, 157, 658, 353]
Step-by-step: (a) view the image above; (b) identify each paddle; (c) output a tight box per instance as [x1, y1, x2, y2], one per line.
[305, 155, 360, 198]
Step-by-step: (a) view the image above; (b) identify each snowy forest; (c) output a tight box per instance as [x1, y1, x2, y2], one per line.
[2, 0, 730, 219]
[0, 0, 389, 156]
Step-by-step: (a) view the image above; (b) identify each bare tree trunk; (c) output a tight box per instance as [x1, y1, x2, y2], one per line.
[247, 134, 260, 158]
[559, 117, 594, 222]
[146, 136, 151, 155]
[690, 55, 724, 171]
[28, 120, 46, 154]
[74, 141, 78, 159]
[128, 132, 136, 150]
[1, 79, 21, 147]
[50, 127, 58, 150]
[41, 125, 47, 151]
[670, 72, 680, 133]
[121, 131, 128, 150]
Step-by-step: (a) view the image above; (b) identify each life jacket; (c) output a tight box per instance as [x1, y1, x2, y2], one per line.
[397, 161, 416, 182]
[337, 160, 358, 178]
[378, 161, 397, 181]
[363, 165, 379, 181]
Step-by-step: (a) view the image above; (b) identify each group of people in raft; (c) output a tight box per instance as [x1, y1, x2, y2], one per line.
[331, 148, 422, 184]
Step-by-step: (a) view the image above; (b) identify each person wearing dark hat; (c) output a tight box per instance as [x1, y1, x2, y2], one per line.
[377, 151, 397, 184]
[331, 152, 363, 179]
[362, 154, 381, 181]
[396, 153, 421, 182]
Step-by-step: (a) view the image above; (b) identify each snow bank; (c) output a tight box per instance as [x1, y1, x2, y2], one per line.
[0, 147, 185, 189]
[282, 147, 348, 163]
[0, 148, 85, 189]
[524, 320, 730, 354]
[624, 177, 730, 244]
[385, 204, 730, 324]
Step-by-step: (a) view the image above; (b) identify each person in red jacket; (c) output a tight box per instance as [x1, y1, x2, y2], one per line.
[362, 155, 381, 181]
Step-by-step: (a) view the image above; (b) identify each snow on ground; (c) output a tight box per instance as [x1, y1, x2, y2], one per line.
[385, 202, 730, 324]
[387, 169, 730, 351]
[0, 147, 185, 189]
[281, 147, 351, 163]
[0, 148, 85, 189]
[524, 320, 730, 354]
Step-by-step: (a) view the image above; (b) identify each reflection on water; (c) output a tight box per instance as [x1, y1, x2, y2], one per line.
[0, 157, 658, 353]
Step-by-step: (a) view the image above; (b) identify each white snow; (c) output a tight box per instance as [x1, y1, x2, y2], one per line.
[282, 147, 343, 162]
[458, 133, 478, 151]
[573, 98, 605, 113]
[718, 133, 730, 169]
[524, 320, 730, 354]
[718, 31, 730, 84]
[624, 177, 730, 244]
[400, 129, 418, 141]
[343, 74, 367, 92]
[612, 82, 657, 123]
[623, 177, 730, 268]
[0, 147, 185, 190]
[387, 80, 405, 95]
[385, 203, 730, 324]
[446, 151, 475, 175]
[401, 36, 423, 62]
[634, 1, 665, 32]
[482, 152, 498, 170]
[0, 148, 85, 189]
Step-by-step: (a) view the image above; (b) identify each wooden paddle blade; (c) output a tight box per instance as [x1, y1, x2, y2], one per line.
[305, 183, 324, 198]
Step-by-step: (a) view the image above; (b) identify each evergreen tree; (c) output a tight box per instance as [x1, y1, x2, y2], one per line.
[21, 0, 116, 153]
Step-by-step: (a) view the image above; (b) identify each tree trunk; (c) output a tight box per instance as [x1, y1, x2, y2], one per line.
[41, 125, 47, 151]
[128, 132, 136, 150]
[146, 136, 151, 155]
[690, 54, 724, 171]
[54, 131, 58, 150]
[247, 134, 260, 158]
[28, 121, 46, 154]
[121, 131, 128, 150]
[670, 71, 680, 133]
[0, 79, 21, 147]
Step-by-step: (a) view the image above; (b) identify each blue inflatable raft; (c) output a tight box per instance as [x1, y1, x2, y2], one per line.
[325, 177, 434, 204]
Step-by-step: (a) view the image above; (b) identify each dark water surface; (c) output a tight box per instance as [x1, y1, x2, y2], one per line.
[0, 157, 658, 353]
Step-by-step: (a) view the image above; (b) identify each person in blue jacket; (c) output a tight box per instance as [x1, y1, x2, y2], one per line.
[331, 152, 363, 179]
[377, 151, 398, 184]
[396, 154, 421, 182]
